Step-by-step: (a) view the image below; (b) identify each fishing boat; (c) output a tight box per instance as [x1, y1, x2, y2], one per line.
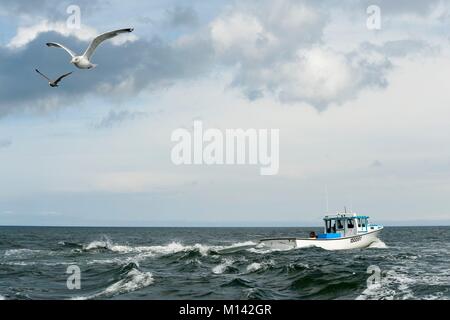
[259, 212, 383, 250]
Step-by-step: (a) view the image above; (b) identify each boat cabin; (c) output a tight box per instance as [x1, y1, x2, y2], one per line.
[318, 213, 371, 239]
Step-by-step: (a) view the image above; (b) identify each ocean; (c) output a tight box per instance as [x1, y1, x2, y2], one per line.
[0, 226, 448, 300]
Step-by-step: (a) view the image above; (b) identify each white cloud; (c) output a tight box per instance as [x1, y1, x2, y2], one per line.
[207, 0, 394, 108]
[7, 20, 137, 49]
[7, 20, 96, 48]
[277, 47, 355, 105]
[211, 12, 278, 62]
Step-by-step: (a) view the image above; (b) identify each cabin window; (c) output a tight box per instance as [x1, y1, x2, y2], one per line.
[347, 220, 354, 228]
[337, 219, 343, 230]
[326, 220, 331, 233]
[357, 219, 361, 227]
[362, 219, 366, 228]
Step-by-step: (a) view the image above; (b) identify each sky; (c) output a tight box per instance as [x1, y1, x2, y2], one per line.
[0, 0, 450, 226]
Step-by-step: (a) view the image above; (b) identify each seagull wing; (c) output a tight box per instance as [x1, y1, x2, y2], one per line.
[54, 72, 73, 85]
[82, 28, 134, 60]
[35, 69, 51, 81]
[46, 42, 77, 58]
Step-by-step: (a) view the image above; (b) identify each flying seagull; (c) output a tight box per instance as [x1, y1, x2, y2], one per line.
[46, 28, 134, 69]
[35, 69, 73, 87]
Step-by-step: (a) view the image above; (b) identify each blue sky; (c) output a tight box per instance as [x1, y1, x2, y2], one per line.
[1, 0, 450, 226]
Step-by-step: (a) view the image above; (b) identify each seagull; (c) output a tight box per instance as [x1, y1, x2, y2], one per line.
[46, 28, 134, 69]
[35, 69, 73, 87]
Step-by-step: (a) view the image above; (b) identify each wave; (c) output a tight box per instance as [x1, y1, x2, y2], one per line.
[212, 258, 235, 274]
[246, 246, 298, 254]
[1, 261, 32, 266]
[221, 278, 253, 288]
[98, 268, 154, 297]
[4, 249, 42, 258]
[58, 241, 84, 249]
[356, 269, 415, 300]
[246, 262, 262, 273]
[83, 238, 115, 251]
[73, 262, 154, 300]
[80, 237, 256, 257]
[246, 260, 275, 273]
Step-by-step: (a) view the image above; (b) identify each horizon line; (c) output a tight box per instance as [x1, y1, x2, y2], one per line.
[1, 223, 449, 228]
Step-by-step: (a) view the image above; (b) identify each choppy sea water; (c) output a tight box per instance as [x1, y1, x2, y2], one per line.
[0, 226, 448, 300]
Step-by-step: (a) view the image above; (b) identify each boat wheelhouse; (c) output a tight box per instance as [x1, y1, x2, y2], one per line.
[320, 213, 382, 239]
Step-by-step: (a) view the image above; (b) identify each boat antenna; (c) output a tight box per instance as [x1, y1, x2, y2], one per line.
[350, 194, 353, 213]
[325, 185, 329, 214]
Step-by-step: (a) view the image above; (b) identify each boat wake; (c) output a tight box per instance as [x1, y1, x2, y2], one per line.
[368, 240, 388, 249]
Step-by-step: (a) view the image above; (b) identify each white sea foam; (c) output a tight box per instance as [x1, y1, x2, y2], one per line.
[246, 260, 274, 273]
[247, 246, 293, 254]
[422, 293, 445, 300]
[356, 269, 416, 300]
[368, 240, 388, 249]
[73, 267, 154, 300]
[2, 261, 32, 266]
[81, 238, 259, 269]
[83, 239, 257, 257]
[224, 241, 257, 248]
[83, 239, 114, 251]
[100, 269, 154, 296]
[2, 261, 76, 267]
[87, 258, 123, 265]
[212, 258, 235, 274]
[4, 248, 42, 258]
[246, 262, 262, 272]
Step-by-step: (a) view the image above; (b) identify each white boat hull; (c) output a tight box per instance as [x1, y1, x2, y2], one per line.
[259, 228, 383, 251]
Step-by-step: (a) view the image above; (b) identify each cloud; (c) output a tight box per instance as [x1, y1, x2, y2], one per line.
[7, 21, 137, 49]
[0, 28, 213, 117]
[361, 40, 437, 58]
[276, 46, 391, 107]
[371, 160, 383, 168]
[7, 21, 96, 49]
[94, 110, 148, 129]
[207, 0, 395, 108]
[0, 0, 444, 117]
[165, 5, 199, 28]
[0, 0, 103, 20]
[358, 0, 443, 16]
[0, 139, 12, 148]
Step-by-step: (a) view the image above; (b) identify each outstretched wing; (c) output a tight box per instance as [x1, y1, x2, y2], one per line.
[35, 69, 51, 81]
[54, 72, 73, 85]
[82, 28, 134, 60]
[46, 42, 77, 58]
